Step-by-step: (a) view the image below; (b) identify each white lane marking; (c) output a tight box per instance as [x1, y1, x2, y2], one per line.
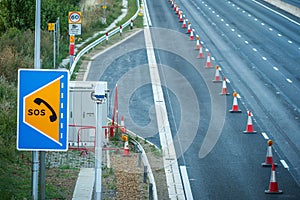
[278, 33, 282, 37]
[237, 34, 241, 38]
[262, 57, 267, 60]
[273, 67, 279, 71]
[261, 132, 269, 140]
[245, 41, 249, 44]
[261, 23, 265, 26]
[269, 28, 273, 31]
[288, 40, 293, 44]
[286, 78, 293, 83]
[180, 166, 194, 200]
[253, 48, 257, 51]
[254, 18, 258, 21]
[280, 160, 289, 169]
[252, 0, 300, 26]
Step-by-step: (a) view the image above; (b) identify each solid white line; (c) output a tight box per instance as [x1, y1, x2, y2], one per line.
[144, 27, 185, 199]
[252, 0, 300, 26]
[180, 166, 194, 200]
[280, 160, 289, 169]
[261, 132, 269, 140]
[142, 0, 152, 27]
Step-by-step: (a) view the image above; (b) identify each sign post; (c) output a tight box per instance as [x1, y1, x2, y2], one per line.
[68, 11, 82, 68]
[32, 0, 41, 199]
[68, 11, 82, 35]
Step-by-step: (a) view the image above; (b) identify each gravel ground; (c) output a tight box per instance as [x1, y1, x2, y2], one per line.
[46, 138, 168, 199]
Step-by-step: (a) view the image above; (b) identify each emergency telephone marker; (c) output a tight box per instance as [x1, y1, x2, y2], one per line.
[17, 69, 69, 151]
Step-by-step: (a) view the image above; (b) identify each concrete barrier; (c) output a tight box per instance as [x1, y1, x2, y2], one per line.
[263, 0, 300, 18]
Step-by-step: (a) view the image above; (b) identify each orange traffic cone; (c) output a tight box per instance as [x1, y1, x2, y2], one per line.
[123, 141, 130, 156]
[220, 77, 230, 95]
[182, 17, 187, 28]
[195, 35, 201, 50]
[265, 164, 283, 194]
[205, 52, 211, 68]
[120, 115, 126, 133]
[213, 65, 222, 82]
[187, 22, 191, 34]
[190, 29, 194, 40]
[229, 92, 242, 113]
[179, 11, 183, 22]
[176, 6, 179, 14]
[198, 44, 204, 58]
[243, 111, 257, 133]
[262, 140, 278, 167]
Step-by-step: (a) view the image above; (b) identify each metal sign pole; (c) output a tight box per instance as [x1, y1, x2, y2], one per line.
[32, 0, 41, 199]
[57, 17, 60, 67]
[94, 102, 103, 200]
[53, 22, 56, 68]
[39, 152, 46, 200]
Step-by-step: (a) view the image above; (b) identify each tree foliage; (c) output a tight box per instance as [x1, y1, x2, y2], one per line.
[0, 0, 80, 34]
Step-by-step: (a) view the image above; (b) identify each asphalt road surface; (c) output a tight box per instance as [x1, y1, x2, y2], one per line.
[85, 0, 300, 199]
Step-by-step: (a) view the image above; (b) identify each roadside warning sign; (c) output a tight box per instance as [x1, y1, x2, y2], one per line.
[17, 69, 69, 151]
[68, 11, 82, 24]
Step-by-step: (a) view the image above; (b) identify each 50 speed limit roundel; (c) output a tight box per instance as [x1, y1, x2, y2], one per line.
[68, 12, 82, 24]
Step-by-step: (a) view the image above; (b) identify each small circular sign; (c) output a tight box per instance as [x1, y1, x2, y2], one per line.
[69, 12, 81, 24]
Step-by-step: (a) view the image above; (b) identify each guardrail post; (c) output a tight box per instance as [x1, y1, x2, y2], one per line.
[130, 19, 134, 29]
[144, 166, 148, 183]
[120, 25, 123, 37]
[149, 183, 153, 200]
[105, 32, 109, 44]
[138, 150, 142, 168]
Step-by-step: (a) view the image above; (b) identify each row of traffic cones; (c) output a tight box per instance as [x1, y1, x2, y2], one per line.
[168, 0, 283, 194]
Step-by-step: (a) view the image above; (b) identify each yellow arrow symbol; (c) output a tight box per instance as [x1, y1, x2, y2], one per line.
[24, 76, 63, 145]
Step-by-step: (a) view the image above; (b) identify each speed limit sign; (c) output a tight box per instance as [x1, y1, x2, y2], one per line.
[68, 12, 82, 24]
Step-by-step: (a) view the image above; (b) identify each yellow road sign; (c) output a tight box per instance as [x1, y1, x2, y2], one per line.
[48, 23, 55, 31]
[68, 11, 82, 24]
[70, 35, 75, 44]
[24, 76, 62, 145]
